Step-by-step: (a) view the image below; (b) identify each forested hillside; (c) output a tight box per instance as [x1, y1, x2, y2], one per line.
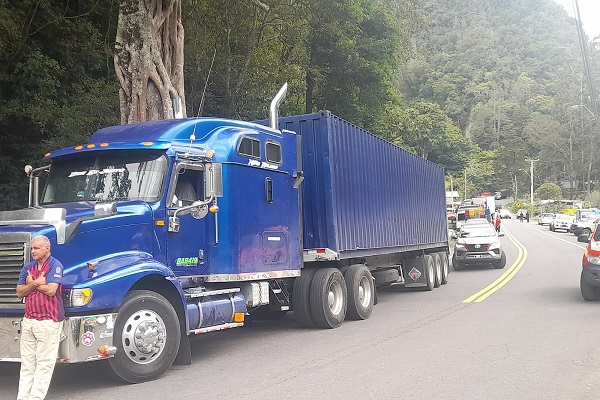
[405, 0, 599, 198]
[0, 0, 597, 210]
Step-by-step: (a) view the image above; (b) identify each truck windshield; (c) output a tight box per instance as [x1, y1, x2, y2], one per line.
[41, 151, 167, 204]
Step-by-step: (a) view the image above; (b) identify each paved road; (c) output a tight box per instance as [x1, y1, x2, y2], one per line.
[1, 218, 599, 399]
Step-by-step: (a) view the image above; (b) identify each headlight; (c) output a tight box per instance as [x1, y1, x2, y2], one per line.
[63, 288, 93, 307]
[455, 242, 467, 251]
[488, 241, 501, 251]
[588, 255, 600, 265]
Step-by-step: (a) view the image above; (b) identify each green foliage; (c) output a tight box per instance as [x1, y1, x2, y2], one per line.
[535, 182, 562, 200]
[0, 0, 119, 210]
[0, 0, 596, 213]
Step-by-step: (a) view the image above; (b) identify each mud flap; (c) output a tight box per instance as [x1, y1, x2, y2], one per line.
[173, 332, 191, 365]
[402, 256, 428, 288]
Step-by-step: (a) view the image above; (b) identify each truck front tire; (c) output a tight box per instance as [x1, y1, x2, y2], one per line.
[344, 265, 374, 320]
[109, 290, 181, 383]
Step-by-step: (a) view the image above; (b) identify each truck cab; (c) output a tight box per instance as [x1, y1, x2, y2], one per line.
[0, 117, 301, 382]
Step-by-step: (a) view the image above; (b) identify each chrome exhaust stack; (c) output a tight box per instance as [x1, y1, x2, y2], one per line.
[269, 82, 288, 129]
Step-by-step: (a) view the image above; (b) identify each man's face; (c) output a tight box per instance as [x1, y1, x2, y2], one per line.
[31, 241, 50, 261]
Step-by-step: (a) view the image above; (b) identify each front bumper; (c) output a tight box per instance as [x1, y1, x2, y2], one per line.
[0, 313, 117, 363]
[454, 249, 502, 264]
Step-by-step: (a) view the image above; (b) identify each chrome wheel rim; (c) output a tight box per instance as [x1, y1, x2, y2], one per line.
[121, 309, 167, 364]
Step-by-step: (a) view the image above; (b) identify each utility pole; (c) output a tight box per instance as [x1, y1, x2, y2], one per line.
[525, 158, 538, 205]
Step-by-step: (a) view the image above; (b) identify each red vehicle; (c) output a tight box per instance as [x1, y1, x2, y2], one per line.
[578, 220, 600, 300]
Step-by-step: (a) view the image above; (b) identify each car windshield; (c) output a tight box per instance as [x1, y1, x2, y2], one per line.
[555, 214, 572, 220]
[460, 227, 496, 238]
[41, 150, 168, 204]
[464, 219, 489, 225]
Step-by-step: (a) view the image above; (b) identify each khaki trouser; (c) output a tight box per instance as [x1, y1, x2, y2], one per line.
[17, 318, 63, 400]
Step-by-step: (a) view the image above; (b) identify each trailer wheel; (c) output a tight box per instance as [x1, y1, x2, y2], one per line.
[292, 268, 317, 328]
[431, 253, 442, 288]
[344, 265, 374, 320]
[438, 252, 449, 284]
[109, 290, 180, 383]
[423, 255, 435, 291]
[310, 268, 347, 328]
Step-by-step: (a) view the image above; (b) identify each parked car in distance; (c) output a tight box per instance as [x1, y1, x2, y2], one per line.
[498, 208, 512, 219]
[550, 213, 574, 232]
[452, 225, 506, 270]
[571, 217, 600, 239]
[538, 213, 555, 226]
[577, 222, 600, 300]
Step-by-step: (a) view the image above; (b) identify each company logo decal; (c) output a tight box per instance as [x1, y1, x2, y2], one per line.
[247, 159, 279, 170]
[176, 257, 199, 267]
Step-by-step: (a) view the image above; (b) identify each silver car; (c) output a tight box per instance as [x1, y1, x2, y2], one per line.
[452, 225, 506, 270]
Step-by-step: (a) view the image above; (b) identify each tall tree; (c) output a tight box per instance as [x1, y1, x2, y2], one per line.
[114, 0, 185, 123]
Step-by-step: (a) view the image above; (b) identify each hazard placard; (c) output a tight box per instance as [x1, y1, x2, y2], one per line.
[408, 267, 421, 281]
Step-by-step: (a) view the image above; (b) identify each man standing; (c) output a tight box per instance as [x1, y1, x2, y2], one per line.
[494, 213, 502, 233]
[16, 235, 64, 400]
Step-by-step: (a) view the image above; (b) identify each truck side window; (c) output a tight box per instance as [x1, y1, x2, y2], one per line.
[238, 137, 260, 159]
[265, 142, 281, 164]
[172, 170, 201, 207]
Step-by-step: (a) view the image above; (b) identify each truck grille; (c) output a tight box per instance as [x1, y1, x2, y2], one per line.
[465, 243, 490, 252]
[0, 242, 27, 304]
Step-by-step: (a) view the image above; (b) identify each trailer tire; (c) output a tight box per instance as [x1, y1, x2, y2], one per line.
[344, 265, 374, 320]
[438, 252, 449, 284]
[109, 290, 180, 383]
[431, 253, 442, 288]
[423, 255, 435, 291]
[310, 268, 347, 328]
[292, 268, 317, 328]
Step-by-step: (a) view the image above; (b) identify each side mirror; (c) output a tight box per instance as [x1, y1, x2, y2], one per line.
[578, 233, 591, 243]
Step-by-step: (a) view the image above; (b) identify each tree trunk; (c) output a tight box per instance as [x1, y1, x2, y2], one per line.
[114, 0, 185, 124]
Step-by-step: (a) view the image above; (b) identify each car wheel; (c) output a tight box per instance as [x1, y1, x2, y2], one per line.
[452, 255, 463, 271]
[493, 251, 507, 269]
[582, 228, 592, 239]
[580, 271, 600, 301]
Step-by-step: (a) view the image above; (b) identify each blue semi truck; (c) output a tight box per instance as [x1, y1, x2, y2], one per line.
[0, 89, 449, 382]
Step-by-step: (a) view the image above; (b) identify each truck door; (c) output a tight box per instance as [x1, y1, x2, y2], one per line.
[166, 165, 209, 275]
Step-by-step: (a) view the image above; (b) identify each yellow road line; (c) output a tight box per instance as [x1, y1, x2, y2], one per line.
[463, 227, 527, 303]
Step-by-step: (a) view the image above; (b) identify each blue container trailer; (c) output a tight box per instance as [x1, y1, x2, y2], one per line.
[0, 91, 449, 382]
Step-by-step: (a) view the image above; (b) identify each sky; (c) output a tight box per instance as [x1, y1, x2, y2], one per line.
[553, 0, 600, 40]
